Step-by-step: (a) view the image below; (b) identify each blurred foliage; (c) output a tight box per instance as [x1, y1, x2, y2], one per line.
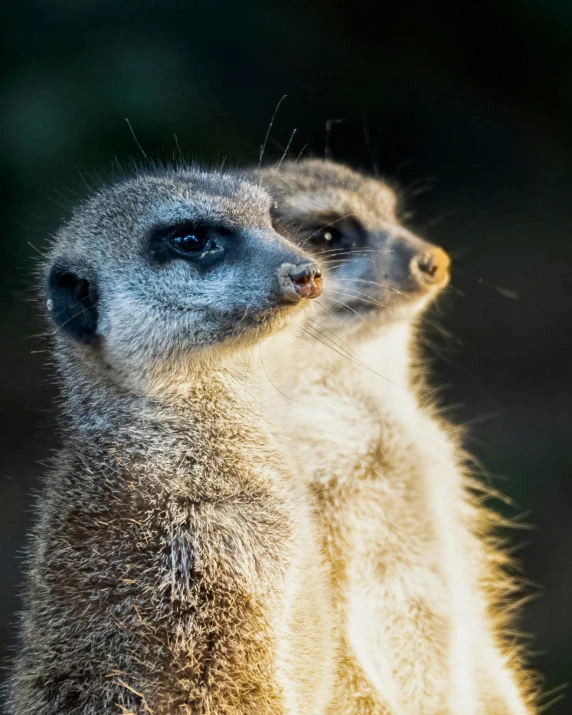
[1, 0, 571, 710]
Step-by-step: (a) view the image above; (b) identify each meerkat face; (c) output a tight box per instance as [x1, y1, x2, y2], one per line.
[45, 168, 322, 387]
[258, 159, 450, 333]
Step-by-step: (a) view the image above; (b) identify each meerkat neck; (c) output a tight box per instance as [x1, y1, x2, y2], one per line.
[256, 319, 415, 403]
[353, 320, 413, 391]
[51, 352, 282, 507]
[56, 342, 265, 461]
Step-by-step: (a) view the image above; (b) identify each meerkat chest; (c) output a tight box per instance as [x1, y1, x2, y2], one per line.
[282, 382, 380, 479]
[286, 379, 448, 567]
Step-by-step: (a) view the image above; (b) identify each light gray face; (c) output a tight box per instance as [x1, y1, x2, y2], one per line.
[45, 168, 322, 375]
[257, 159, 450, 333]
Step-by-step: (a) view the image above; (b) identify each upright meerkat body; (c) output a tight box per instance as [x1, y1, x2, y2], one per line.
[7, 167, 335, 714]
[254, 159, 534, 714]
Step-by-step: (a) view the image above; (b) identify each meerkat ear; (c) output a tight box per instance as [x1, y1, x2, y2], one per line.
[269, 201, 284, 230]
[47, 261, 99, 343]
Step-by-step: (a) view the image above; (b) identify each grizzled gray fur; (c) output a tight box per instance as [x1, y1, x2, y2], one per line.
[6, 166, 335, 715]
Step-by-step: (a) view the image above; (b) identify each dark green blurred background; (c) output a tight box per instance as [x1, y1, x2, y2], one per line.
[1, 0, 571, 709]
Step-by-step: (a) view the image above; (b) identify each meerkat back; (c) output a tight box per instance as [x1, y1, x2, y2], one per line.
[6, 166, 336, 715]
[254, 159, 536, 715]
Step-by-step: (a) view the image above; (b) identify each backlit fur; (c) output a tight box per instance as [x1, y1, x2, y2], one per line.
[254, 159, 537, 714]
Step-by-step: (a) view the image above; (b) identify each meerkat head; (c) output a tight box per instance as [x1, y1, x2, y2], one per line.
[44, 166, 323, 395]
[257, 159, 450, 336]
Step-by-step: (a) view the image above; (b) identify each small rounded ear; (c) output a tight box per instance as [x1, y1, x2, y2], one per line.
[269, 201, 285, 232]
[47, 261, 99, 343]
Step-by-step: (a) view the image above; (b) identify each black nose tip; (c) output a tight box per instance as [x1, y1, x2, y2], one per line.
[278, 262, 323, 302]
[411, 247, 451, 286]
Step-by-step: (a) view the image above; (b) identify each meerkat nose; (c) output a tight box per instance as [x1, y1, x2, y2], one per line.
[291, 264, 323, 299]
[411, 247, 451, 287]
[278, 263, 323, 302]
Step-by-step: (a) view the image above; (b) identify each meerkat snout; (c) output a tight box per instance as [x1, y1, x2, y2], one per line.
[410, 245, 450, 289]
[278, 262, 323, 303]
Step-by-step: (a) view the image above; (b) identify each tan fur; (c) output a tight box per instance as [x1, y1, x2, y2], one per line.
[6, 166, 336, 714]
[253, 159, 537, 714]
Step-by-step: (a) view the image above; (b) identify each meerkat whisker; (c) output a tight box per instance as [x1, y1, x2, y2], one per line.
[276, 128, 297, 170]
[258, 94, 287, 175]
[301, 322, 365, 366]
[303, 317, 362, 361]
[292, 215, 312, 242]
[334, 277, 408, 296]
[318, 295, 378, 335]
[124, 118, 148, 160]
[257, 345, 304, 405]
[321, 258, 370, 271]
[315, 247, 376, 256]
[298, 326, 371, 375]
[314, 249, 377, 261]
[299, 323, 401, 387]
[328, 288, 388, 309]
[295, 145, 308, 163]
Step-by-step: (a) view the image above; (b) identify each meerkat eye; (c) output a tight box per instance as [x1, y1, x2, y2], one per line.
[168, 225, 209, 255]
[148, 222, 227, 266]
[309, 226, 344, 248]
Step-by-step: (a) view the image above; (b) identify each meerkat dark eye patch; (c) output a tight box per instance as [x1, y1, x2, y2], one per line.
[299, 215, 366, 253]
[307, 225, 344, 247]
[47, 263, 99, 343]
[148, 222, 229, 267]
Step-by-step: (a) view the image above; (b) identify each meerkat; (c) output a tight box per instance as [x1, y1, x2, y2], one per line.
[251, 159, 535, 715]
[6, 166, 337, 715]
